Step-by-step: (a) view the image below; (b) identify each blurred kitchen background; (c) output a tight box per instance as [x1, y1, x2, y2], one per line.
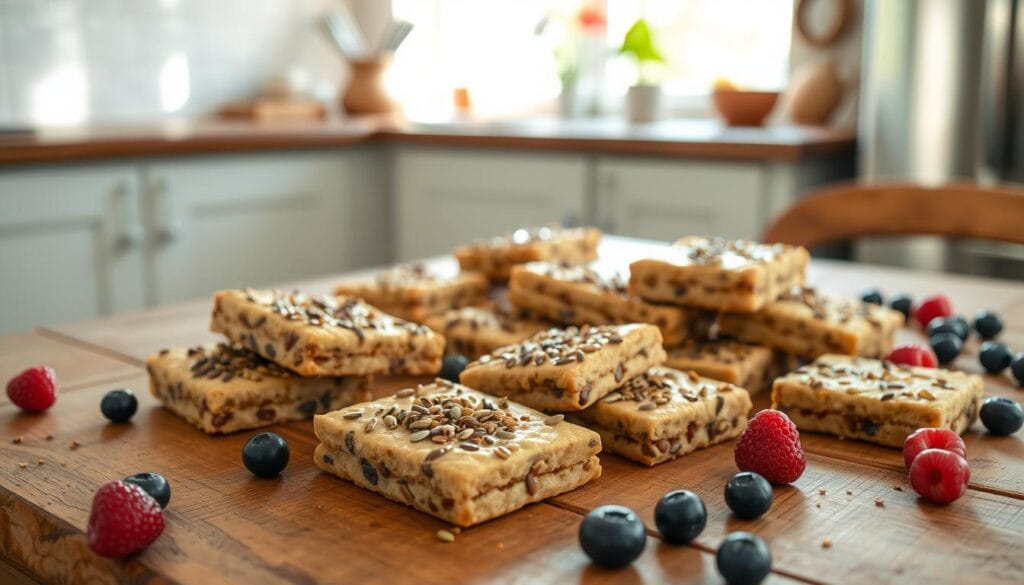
[0, 0, 1022, 334]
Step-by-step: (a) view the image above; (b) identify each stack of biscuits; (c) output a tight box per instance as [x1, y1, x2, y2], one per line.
[146, 288, 446, 434]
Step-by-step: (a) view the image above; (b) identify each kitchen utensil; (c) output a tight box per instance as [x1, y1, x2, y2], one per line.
[379, 19, 413, 53]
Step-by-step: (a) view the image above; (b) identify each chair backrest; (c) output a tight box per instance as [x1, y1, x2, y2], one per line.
[762, 182, 1024, 248]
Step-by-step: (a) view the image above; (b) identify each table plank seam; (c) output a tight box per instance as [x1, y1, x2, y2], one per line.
[35, 328, 147, 367]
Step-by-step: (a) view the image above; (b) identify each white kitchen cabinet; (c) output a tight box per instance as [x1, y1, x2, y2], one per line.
[0, 166, 146, 333]
[594, 158, 766, 242]
[142, 150, 388, 305]
[394, 147, 589, 260]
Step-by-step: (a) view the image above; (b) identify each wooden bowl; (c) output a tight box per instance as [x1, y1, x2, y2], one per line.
[712, 90, 780, 127]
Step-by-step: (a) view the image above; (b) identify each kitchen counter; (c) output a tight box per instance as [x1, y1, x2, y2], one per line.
[0, 116, 855, 165]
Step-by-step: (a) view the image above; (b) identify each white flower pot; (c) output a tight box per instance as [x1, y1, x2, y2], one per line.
[627, 84, 661, 123]
[559, 84, 581, 118]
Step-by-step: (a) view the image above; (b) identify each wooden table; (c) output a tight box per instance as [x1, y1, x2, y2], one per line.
[2, 238, 1023, 584]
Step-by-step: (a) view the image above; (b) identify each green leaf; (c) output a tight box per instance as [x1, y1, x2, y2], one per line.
[618, 19, 665, 64]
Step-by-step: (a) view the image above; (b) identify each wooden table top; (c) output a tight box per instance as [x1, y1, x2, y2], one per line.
[0, 116, 855, 166]
[1, 238, 1022, 585]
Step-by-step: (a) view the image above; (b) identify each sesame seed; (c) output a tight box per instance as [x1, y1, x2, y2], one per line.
[436, 529, 455, 543]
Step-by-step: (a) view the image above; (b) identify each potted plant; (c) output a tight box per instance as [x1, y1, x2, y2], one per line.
[619, 19, 665, 123]
[537, 5, 607, 118]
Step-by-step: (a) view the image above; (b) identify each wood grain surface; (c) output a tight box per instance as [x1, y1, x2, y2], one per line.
[2, 239, 1023, 584]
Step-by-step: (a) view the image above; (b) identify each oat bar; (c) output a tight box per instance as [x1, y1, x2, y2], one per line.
[313, 380, 602, 527]
[424, 305, 550, 359]
[664, 339, 776, 395]
[333, 263, 488, 323]
[508, 261, 713, 346]
[147, 344, 371, 434]
[454, 226, 601, 281]
[772, 354, 983, 447]
[628, 236, 809, 313]
[568, 367, 752, 466]
[210, 289, 445, 377]
[718, 287, 904, 359]
[458, 324, 667, 411]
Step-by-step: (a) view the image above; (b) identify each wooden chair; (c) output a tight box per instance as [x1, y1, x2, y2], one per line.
[762, 182, 1024, 248]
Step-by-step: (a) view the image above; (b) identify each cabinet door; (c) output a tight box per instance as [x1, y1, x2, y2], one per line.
[395, 147, 588, 260]
[595, 158, 765, 242]
[0, 166, 145, 333]
[144, 151, 388, 306]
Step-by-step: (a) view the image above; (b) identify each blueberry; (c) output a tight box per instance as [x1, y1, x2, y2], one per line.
[439, 355, 469, 383]
[242, 432, 290, 478]
[979, 342, 1012, 374]
[100, 389, 138, 423]
[578, 505, 647, 568]
[927, 317, 969, 342]
[1012, 354, 1024, 386]
[654, 490, 706, 545]
[860, 288, 884, 305]
[716, 531, 772, 585]
[974, 310, 1004, 340]
[980, 397, 1023, 436]
[889, 294, 913, 320]
[724, 472, 773, 520]
[123, 472, 171, 508]
[929, 332, 963, 365]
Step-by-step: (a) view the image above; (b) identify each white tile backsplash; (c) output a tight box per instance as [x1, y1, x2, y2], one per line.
[0, 0, 356, 125]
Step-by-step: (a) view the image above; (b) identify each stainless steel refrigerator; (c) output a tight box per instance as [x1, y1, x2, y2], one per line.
[858, 0, 1024, 278]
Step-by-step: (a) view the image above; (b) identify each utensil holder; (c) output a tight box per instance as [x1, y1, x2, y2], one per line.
[342, 58, 397, 115]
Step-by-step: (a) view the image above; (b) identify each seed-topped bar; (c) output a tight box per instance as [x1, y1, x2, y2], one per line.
[453, 226, 601, 281]
[333, 263, 488, 323]
[424, 304, 551, 359]
[568, 367, 752, 466]
[210, 289, 445, 376]
[458, 323, 667, 411]
[628, 236, 809, 313]
[772, 354, 984, 447]
[508, 261, 713, 346]
[313, 380, 602, 527]
[664, 338, 777, 395]
[718, 287, 904, 359]
[147, 343, 371, 434]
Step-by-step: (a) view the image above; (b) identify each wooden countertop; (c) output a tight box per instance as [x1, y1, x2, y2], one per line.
[0, 116, 855, 166]
[1, 237, 1022, 584]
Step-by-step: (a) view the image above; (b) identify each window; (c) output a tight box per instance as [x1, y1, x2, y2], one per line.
[389, 0, 793, 119]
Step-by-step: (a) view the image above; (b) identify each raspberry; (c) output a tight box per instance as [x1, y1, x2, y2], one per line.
[6, 366, 57, 412]
[87, 481, 165, 558]
[734, 410, 806, 485]
[915, 295, 953, 329]
[886, 344, 938, 368]
[908, 449, 970, 505]
[903, 428, 966, 469]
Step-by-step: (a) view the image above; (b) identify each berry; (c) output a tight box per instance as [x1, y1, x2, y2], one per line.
[440, 355, 469, 383]
[101, 389, 138, 423]
[734, 410, 806, 485]
[979, 341, 1012, 374]
[885, 344, 938, 368]
[5, 365, 57, 413]
[123, 472, 171, 508]
[654, 490, 706, 544]
[929, 332, 963, 365]
[915, 295, 953, 328]
[908, 449, 970, 505]
[974, 310, 1004, 339]
[87, 480, 164, 558]
[578, 505, 647, 568]
[889, 294, 914, 320]
[716, 532, 772, 585]
[1012, 354, 1024, 386]
[242, 432, 289, 478]
[724, 472, 773, 520]
[979, 397, 1023, 436]
[927, 317, 969, 342]
[860, 288, 884, 305]
[902, 428, 966, 469]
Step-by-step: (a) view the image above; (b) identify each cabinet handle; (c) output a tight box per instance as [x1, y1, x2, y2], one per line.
[113, 181, 143, 252]
[151, 177, 183, 244]
[561, 212, 581, 228]
[597, 171, 618, 233]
